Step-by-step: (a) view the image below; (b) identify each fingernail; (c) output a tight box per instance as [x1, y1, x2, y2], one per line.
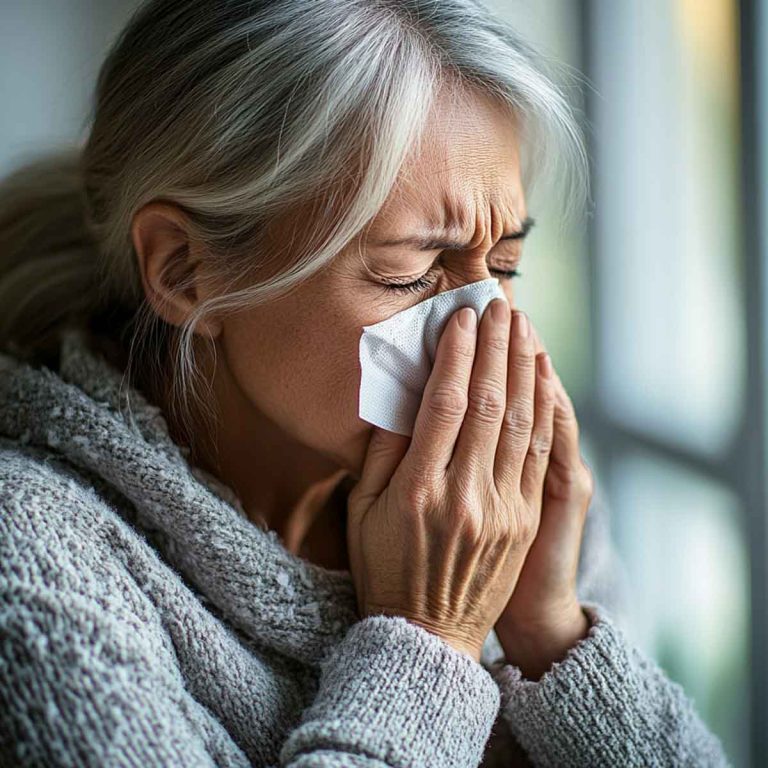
[491, 298, 509, 323]
[537, 353, 552, 379]
[459, 307, 477, 332]
[514, 311, 529, 338]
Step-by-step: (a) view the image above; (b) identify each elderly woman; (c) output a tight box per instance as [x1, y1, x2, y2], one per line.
[0, 1, 730, 766]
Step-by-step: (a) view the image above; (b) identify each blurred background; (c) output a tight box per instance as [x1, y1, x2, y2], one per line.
[1, 1, 765, 766]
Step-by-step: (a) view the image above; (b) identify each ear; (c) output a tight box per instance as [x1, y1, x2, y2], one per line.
[131, 201, 222, 339]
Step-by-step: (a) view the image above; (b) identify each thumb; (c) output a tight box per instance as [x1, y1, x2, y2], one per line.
[350, 426, 410, 507]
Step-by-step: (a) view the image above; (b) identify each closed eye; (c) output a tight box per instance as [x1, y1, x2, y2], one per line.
[382, 265, 522, 295]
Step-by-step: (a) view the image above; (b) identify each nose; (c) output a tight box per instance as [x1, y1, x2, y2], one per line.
[436, 252, 497, 292]
[432, 255, 546, 354]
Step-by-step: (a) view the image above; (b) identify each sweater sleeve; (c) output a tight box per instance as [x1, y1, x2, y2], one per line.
[480, 481, 732, 767]
[487, 600, 731, 767]
[279, 614, 501, 767]
[478, 477, 631, 767]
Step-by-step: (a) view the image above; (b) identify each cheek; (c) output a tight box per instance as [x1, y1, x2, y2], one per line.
[220, 303, 365, 461]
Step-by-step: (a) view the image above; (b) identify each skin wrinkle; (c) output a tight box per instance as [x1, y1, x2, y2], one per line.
[134, 86, 545, 571]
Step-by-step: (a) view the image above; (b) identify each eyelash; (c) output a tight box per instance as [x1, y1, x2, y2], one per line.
[384, 267, 522, 295]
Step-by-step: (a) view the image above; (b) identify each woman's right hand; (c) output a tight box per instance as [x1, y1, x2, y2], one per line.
[347, 298, 556, 662]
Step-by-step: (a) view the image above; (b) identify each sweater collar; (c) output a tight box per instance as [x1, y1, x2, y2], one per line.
[0, 327, 359, 666]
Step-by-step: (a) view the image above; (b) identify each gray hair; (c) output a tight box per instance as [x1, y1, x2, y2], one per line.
[0, 0, 588, 457]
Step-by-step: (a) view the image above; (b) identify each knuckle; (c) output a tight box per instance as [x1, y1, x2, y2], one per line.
[511, 348, 535, 374]
[559, 462, 594, 499]
[403, 486, 429, 515]
[503, 398, 534, 438]
[484, 333, 509, 355]
[517, 515, 539, 545]
[429, 384, 468, 423]
[485, 514, 513, 546]
[452, 499, 483, 540]
[453, 338, 477, 364]
[467, 383, 506, 423]
[397, 478, 433, 515]
[527, 429, 553, 458]
[506, 524, 534, 552]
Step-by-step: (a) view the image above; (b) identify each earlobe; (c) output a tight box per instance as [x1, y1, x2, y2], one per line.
[131, 202, 222, 339]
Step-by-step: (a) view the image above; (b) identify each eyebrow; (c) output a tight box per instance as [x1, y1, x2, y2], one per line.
[372, 216, 536, 251]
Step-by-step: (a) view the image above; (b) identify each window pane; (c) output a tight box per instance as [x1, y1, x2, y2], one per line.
[485, 0, 593, 403]
[591, 0, 745, 455]
[609, 450, 750, 767]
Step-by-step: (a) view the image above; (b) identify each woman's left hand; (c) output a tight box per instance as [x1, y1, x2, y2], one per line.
[493, 324, 594, 681]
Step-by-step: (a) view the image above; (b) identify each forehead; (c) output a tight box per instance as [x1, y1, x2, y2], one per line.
[371, 88, 525, 234]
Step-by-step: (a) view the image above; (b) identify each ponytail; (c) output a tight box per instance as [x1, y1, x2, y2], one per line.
[0, 147, 108, 367]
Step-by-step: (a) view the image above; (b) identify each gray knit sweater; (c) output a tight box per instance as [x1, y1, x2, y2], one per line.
[0, 327, 730, 767]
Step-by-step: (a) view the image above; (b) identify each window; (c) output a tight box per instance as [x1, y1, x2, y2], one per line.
[489, 1, 764, 765]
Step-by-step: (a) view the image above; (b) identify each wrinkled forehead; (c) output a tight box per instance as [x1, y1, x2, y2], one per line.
[371, 89, 525, 236]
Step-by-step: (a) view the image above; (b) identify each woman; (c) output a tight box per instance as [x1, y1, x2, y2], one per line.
[0, 0, 730, 766]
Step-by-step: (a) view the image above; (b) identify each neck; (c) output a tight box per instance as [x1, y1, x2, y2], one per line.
[163, 343, 352, 565]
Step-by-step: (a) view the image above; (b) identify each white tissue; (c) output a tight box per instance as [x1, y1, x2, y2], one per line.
[358, 277, 509, 436]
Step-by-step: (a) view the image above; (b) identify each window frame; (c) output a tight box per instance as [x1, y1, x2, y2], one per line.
[578, 0, 767, 764]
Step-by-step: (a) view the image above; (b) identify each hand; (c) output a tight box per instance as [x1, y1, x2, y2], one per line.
[347, 300, 557, 662]
[494, 324, 593, 680]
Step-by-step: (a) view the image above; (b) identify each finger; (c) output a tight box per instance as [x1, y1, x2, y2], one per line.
[550, 374, 582, 465]
[546, 372, 594, 503]
[536, 375, 591, 574]
[401, 306, 478, 481]
[520, 351, 556, 505]
[530, 321, 547, 357]
[493, 310, 536, 494]
[450, 297, 511, 477]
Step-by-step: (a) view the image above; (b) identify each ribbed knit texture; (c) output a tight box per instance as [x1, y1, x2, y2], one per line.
[487, 600, 731, 767]
[0, 327, 731, 766]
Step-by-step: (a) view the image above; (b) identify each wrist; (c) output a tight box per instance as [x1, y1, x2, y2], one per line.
[495, 603, 590, 681]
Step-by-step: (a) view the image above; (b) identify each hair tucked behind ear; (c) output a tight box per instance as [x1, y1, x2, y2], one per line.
[0, 0, 590, 463]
